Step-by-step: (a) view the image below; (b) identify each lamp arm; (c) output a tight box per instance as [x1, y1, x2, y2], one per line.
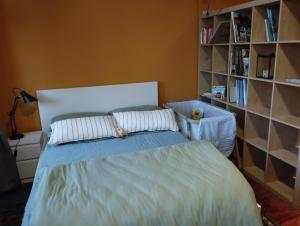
[9, 96, 20, 137]
[9, 96, 20, 116]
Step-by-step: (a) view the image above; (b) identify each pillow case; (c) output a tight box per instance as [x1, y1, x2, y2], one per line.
[113, 109, 179, 133]
[51, 112, 108, 124]
[109, 105, 160, 113]
[48, 115, 117, 145]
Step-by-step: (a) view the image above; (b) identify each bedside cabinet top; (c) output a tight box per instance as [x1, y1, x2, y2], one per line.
[9, 131, 43, 147]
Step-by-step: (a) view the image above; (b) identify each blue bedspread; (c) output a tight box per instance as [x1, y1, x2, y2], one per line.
[22, 131, 188, 226]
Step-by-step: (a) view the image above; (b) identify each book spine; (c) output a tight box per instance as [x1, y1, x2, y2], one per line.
[231, 12, 238, 43]
[239, 80, 243, 105]
[236, 80, 239, 105]
[264, 19, 271, 42]
[267, 8, 276, 41]
[243, 79, 247, 105]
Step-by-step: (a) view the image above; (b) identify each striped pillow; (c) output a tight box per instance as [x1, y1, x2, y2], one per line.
[48, 116, 118, 145]
[113, 109, 179, 133]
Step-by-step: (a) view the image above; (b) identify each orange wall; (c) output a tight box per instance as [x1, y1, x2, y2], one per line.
[0, 0, 249, 134]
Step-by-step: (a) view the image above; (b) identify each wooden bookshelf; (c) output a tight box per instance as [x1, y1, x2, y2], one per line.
[198, 0, 300, 207]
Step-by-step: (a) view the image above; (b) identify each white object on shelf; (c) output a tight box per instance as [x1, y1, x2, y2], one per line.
[285, 79, 300, 84]
[8, 131, 43, 183]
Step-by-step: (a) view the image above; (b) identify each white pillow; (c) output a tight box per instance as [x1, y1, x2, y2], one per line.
[113, 109, 179, 133]
[48, 115, 118, 145]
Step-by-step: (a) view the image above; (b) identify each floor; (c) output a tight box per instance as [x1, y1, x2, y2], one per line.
[1, 178, 300, 226]
[0, 183, 32, 226]
[246, 175, 300, 226]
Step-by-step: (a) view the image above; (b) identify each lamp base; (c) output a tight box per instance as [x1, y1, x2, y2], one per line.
[9, 133, 24, 140]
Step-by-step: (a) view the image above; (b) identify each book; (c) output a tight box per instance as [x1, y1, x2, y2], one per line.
[229, 86, 237, 103]
[212, 86, 226, 99]
[243, 79, 247, 105]
[235, 80, 239, 105]
[200, 26, 213, 45]
[267, 8, 279, 41]
[264, 19, 272, 42]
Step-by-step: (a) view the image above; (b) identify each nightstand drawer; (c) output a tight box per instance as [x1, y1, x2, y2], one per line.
[17, 159, 39, 179]
[12, 144, 41, 161]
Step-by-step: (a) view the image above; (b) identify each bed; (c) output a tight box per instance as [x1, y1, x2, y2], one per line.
[21, 82, 262, 226]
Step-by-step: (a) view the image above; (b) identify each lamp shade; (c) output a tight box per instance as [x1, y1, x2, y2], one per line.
[20, 91, 38, 103]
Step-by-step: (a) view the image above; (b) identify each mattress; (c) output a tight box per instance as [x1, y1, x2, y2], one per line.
[22, 131, 189, 226]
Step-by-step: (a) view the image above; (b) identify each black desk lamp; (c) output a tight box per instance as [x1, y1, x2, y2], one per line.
[9, 89, 38, 140]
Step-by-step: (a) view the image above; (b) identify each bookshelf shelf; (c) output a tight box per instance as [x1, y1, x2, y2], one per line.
[198, 71, 212, 97]
[247, 79, 272, 116]
[247, 109, 270, 120]
[228, 105, 246, 138]
[266, 156, 296, 202]
[249, 77, 273, 83]
[252, 41, 277, 45]
[227, 102, 246, 111]
[212, 72, 228, 76]
[212, 46, 229, 74]
[275, 81, 300, 88]
[230, 74, 248, 79]
[251, 3, 280, 43]
[245, 112, 269, 150]
[228, 77, 247, 107]
[231, 8, 252, 44]
[212, 14, 231, 44]
[275, 43, 300, 82]
[269, 120, 300, 167]
[212, 98, 227, 105]
[279, 0, 300, 41]
[272, 84, 300, 128]
[211, 100, 227, 109]
[199, 46, 213, 71]
[198, 0, 300, 206]
[244, 143, 267, 182]
[231, 42, 251, 46]
[249, 43, 276, 79]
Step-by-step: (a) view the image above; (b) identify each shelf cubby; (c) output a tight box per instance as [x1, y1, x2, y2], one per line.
[212, 45, 229, 74]
[210, 14, 231, 44]
[272, 83, 300, 129]
[279, 0, 300, 41]
[269, 120, 300, 167]
[199, 46, 213, 71]
[231, 8, 253, 44]
[275, 43, 300, 82]
[251, 3, 280, 42]
[212, 73, 227, 101]
[243, 142, 267, 182]
[266, 156, 296, 202]
[198, 71, 212, 96]
[228, 105, 245, 138]
[228, 77, 247, 108]
[247, 79, 273, 116]
[249, 44, 276, 79]
[245, 112, 269, 150]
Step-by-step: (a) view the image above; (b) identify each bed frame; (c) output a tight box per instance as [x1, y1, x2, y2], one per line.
[37, 82, 158, 134]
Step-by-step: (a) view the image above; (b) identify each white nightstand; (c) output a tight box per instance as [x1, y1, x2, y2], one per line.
[8, 131, 43, 183]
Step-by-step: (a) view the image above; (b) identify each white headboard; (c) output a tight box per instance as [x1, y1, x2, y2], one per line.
[37, 81, 158, 133]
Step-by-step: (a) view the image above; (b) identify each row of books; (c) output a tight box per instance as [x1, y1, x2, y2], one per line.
[264, 8, 279, 42]
[230, 47, 249, 76]
[200, 26, 213, 45]
[231, 12, 251, 43]
[229, 79, 247, 106]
